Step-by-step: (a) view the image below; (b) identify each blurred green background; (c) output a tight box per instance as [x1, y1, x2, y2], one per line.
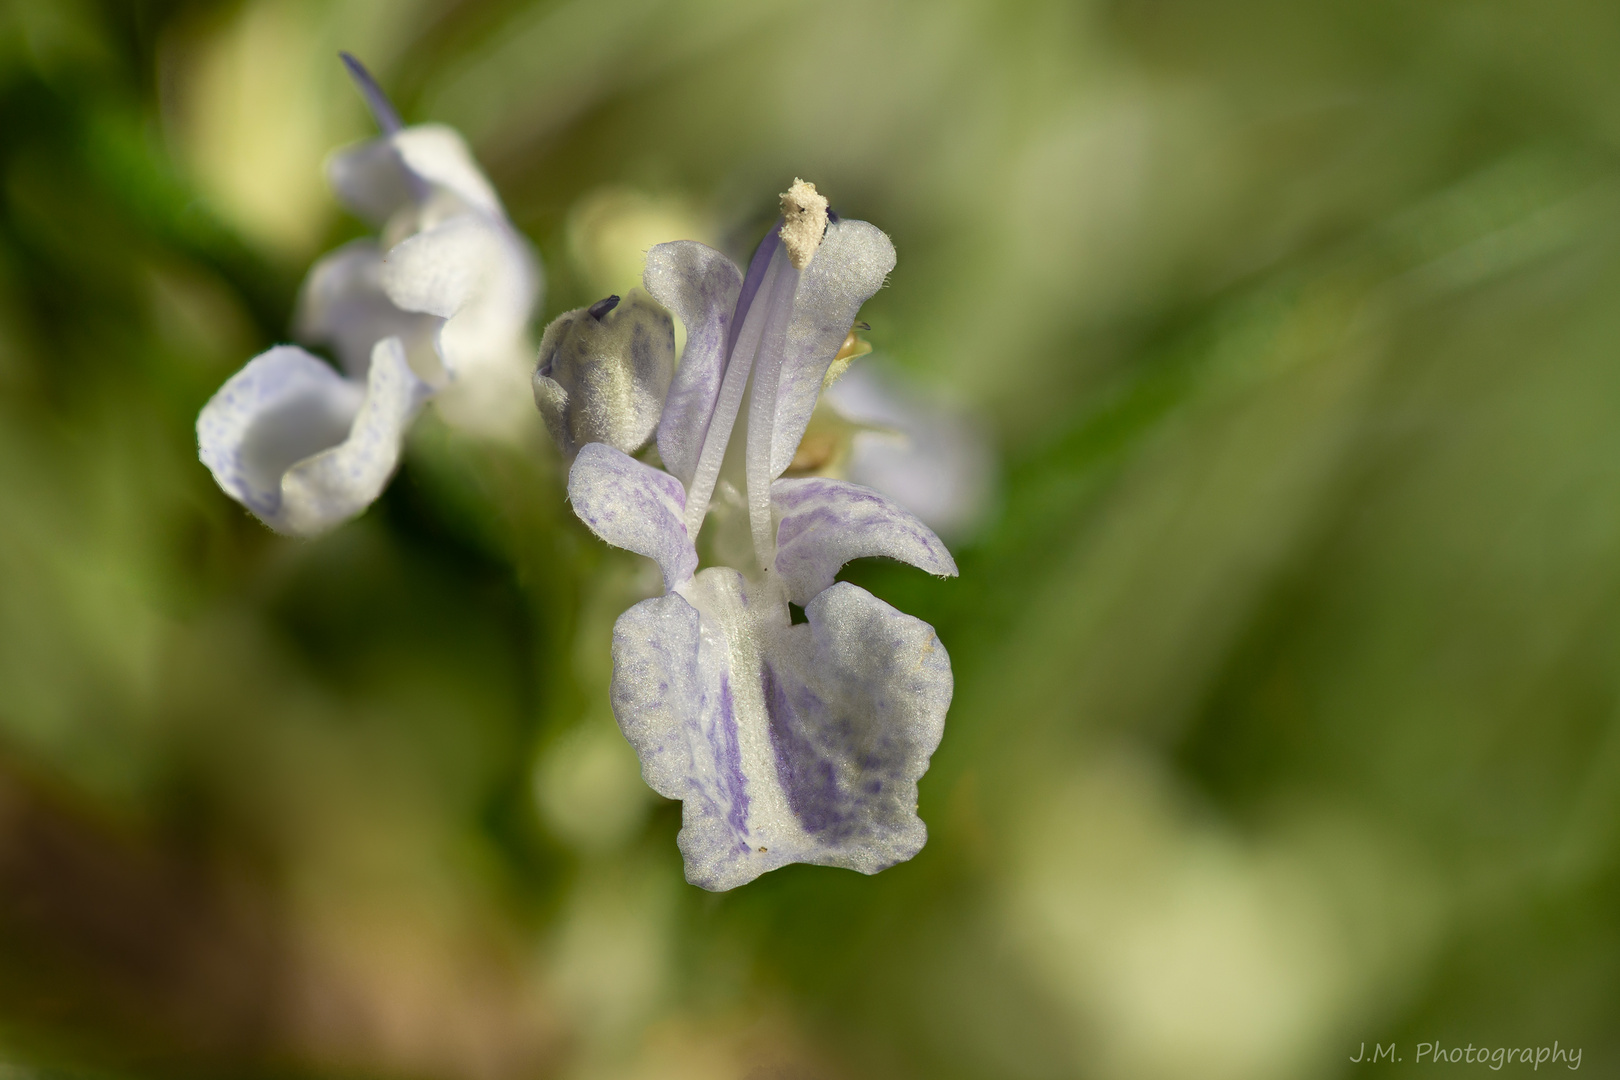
[3, 0, 1620, 1077]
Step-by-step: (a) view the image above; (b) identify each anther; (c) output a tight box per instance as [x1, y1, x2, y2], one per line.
[778, 179, 829, 269]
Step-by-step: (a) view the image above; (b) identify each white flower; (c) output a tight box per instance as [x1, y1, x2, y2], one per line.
[198, 54, 541, 536]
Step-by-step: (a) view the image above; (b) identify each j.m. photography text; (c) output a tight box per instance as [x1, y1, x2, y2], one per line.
[1350, 1042, 1582, 1070]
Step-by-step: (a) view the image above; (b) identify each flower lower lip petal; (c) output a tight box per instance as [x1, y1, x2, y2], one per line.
[609, 570, 951, 891]
[198, 338, 429, 537]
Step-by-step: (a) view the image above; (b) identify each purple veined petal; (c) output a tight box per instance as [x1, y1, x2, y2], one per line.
[644, 241, 743, 488]
[760, 581, 952, 877]
[769, 219, 897, 478]
[295, 239, 441, 381]
[276, 337, 433, 536]
[611, 573, 766, 890]
[609, 568, 953, 891]
[771, 477, 958, 606]
[380, 213, 540, 383]
[568, 443, 698, 592]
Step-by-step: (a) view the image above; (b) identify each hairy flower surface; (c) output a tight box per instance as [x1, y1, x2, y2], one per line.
[561, 182, 958, 890]
[533, 292, 675, 459]
[198, 55, 540, 536]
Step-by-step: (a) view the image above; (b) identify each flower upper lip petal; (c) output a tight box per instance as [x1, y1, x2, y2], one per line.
[766, 220, 896, 480]
[644, 241, 744, 488]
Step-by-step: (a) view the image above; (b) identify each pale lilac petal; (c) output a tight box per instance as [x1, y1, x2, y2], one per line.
[643, 241, 743, 487]
[772, 477, 958, 606]
[380, 213, 540, 383]
[534, 293, 675, 458]
[198, 345, 364, 522]
[568, 443, 697, 591]
[769, 220, 896, 477]
[761, 581, 951, 875]
[276, 338, 432, 536]
[825, 366, 996, 540]
[326, 138, 413, 227]
[198, 339, 429, 536]
[294, 240, 440, 380]
[390, 124, 504, 218]
[611, 577, 760, 888]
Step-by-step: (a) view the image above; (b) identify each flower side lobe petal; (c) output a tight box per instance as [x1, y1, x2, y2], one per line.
[568, 443, 698, 591]
[772, 477, 958, 605]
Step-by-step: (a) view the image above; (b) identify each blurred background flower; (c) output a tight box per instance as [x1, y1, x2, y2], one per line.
[2, 0, 1619, 1077]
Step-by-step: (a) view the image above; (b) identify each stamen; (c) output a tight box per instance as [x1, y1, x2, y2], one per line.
[681, 226, 781, 535]
[340, 52, 404, 136]
[682, 245, 789, 536]
[744, 257, 802, 570]
[588, 295, 621, 320]
[726, 225, 781, 360]
[778, 179, 829, 270]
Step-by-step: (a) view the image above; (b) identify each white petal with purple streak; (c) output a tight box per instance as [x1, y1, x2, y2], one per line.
[760, 580, 951, 875]
[612, 571, 772, 890]
[568, 443, 697, 591]
[772, 477, 958, 606]
[610, 570, 952, 890]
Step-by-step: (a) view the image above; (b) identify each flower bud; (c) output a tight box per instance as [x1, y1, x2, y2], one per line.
[533, 291, 676, 458]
